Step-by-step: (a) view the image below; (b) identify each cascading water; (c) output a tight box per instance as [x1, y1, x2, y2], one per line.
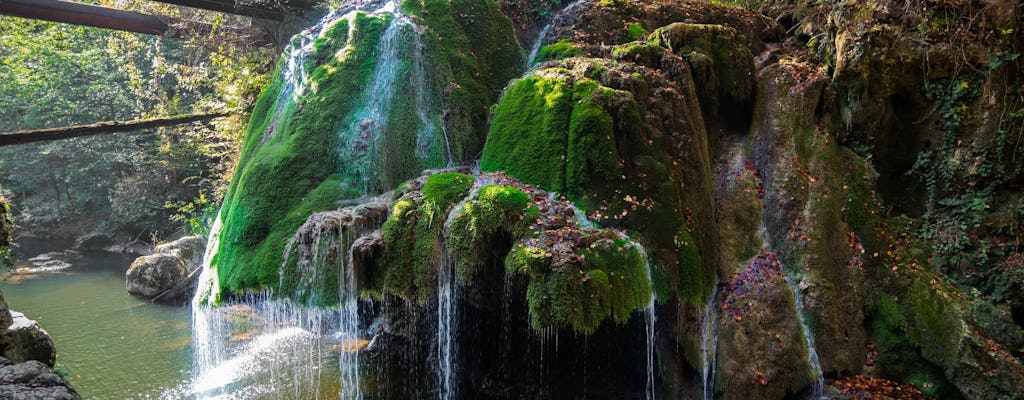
[435, 182, 481, 400]
[184, 1, 421, 398]
[700, 286, 719, 400]
[340, 2, 438, 194]
[789, 177, 826, 398]
[436, 235, 457, 400]
[524, 0, 593, 68]
[787, 277, 825, 399]
[638, 245, 657, 400]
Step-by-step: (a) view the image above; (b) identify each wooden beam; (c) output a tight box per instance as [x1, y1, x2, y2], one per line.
[0, 112, 231, 147]
[149, 0, 286, 21]
[0, 0, 170, 36]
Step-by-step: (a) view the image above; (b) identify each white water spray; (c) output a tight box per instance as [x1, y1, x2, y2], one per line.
[700, 286, 719, 400]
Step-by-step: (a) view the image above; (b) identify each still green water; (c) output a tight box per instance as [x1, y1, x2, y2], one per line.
[1, 244, 191, 399]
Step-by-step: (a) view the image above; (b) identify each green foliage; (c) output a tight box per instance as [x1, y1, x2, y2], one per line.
[167, 191, 216, 236]
[536, 39, 583, 64]
[0, 14, 267, 239]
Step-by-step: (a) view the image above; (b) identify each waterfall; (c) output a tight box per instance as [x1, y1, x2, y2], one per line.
[436, 240, 457, 400]
[340, 2, 435, 194]
[643, 262, 656, 400]
[787, 278, 825, 398]
[186, 3, 412, 396]
[191, 212, 224, 378]
[700, 286, 719, 400]
[280, 209, 377, 400]
[524, 0, 592, 68]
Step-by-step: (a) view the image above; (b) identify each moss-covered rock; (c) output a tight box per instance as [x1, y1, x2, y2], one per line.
[448, 184, 531, 283]
[208, 0, 522, 299]
[648, 23, 755, 114]
[482, 57, 716, 308]
[750, 58, 868, 376]
[362, 170, 653, 334]
[536, 39, 583, 64]
[513, 231, 652, 333]
[715, 252, 813, 400]
[279, 200, 389, 306]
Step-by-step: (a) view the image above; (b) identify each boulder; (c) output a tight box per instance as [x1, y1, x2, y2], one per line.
[152, 235, 206, 271]
[0, 311, 56, 368]
[125, 253, 189, 298]
[126, 235, 207, 300]
[0, 356, 81, 400]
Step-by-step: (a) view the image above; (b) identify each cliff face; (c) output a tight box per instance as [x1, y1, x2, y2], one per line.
[205, 0, 1024, 398]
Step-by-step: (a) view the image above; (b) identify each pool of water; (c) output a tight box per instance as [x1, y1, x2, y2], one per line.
[1, 241, 192, 400]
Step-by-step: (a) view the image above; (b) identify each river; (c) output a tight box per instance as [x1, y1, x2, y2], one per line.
[1, 240, 191, 399]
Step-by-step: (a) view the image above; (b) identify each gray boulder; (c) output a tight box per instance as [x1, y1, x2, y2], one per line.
[152, 235, 206, 270]
[0, 356, 81, 400]
[125, 254, 189, 298]
[0, 294, 56, 367]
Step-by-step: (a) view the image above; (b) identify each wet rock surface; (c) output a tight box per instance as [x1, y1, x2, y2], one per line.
[0, 357, 81, 400]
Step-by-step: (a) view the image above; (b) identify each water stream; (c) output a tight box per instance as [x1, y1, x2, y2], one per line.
[2, 241, 191, 399]
[700, 286, 719, 400]
[642, 257, 657, 400]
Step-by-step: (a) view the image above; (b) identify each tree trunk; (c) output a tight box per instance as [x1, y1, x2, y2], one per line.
[0, 112, 231, 147]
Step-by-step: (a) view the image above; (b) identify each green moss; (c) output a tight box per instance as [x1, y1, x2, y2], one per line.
[626, 23, 648, 41]
[482, 59, 716, 310]
[647, 23, 754, 108]
[402, 0, 524, 164]
[481, 75, 573, 192]
[421, 172, 475, 223]
[869, 295, 964, 399]
[379, 198, 431, 302]
[211, 0, 523, 298]
[566, 79, 620, 192]
[449, 185, 532, 283]
[908, 276, 964, 363]
[537, 39, 583, 64]
[213, 13, 389, 295]
[516, 235, 652, 333]
[676, 227, 709, 304]
[610, 41, 665, 67]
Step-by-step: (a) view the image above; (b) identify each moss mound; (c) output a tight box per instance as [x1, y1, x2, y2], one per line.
[209, 1, 522, 298]
[363, 171, 653, 333]
[481, 57, 716, 307]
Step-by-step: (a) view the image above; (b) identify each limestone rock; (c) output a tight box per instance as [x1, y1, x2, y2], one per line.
[715, 252, 812, 400]
[0, 356, 81, 400]
[152, 235, 206, 271]
[125, 253, 188, 298]
[0, 311, 56, 368]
